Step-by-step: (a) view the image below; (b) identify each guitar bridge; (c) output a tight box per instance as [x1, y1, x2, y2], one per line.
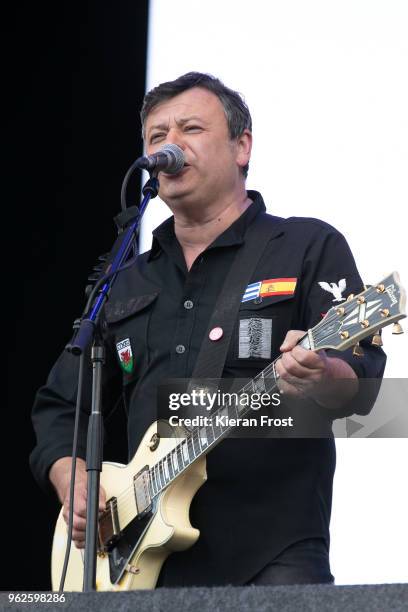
[133, 466, 152, 517]
[98, 497, 120, 551]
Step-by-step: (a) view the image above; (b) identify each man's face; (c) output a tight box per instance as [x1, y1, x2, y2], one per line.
[144, 87, 250, 210]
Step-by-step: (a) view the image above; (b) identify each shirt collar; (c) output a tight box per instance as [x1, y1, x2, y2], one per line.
[148, 190, 267, 261]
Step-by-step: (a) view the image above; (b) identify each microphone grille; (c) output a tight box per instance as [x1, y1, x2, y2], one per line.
[160, 144, 185, 174]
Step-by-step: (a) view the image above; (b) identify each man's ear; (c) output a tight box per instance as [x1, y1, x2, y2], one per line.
[236, 129, 252, 171]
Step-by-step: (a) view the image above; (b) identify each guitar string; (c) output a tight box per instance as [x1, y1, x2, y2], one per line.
[96, 286, 386, 518]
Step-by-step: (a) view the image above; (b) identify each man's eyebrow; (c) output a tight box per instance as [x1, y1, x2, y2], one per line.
[147, 122, 169, 135]
[148, 115, 207, 134]
[176, 115, 206, 125]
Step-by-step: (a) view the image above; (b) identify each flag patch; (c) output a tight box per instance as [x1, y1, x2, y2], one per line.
[116, 338, 134, 373]
[242, 278, 297, 302]
[242, 281, 262, 302]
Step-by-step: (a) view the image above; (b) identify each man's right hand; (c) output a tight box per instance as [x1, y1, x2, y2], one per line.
[49, 457, 106, 549]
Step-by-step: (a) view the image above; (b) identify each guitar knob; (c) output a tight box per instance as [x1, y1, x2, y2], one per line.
[392, 322, 404, 335]
[371, 332, 383, 347]
[346, 294, 355, 302]
[352, 343, 364, 357]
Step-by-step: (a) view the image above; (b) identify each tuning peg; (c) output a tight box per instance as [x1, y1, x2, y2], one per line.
[346, 294, 355, 302]
[352, 343, 364, 357]
[371, 331, 383, 347]
[392, 322, 404, 335]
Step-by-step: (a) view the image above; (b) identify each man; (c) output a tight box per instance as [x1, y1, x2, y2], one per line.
[31, 72, 386, 587]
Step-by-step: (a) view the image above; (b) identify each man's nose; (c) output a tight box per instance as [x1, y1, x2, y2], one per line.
[165, 128, 186, 150]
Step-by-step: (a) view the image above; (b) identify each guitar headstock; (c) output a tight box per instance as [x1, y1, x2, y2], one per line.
[311, 271, 406, 352]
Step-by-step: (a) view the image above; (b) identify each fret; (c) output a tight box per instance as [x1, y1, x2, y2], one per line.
[211, 413, 223, 440]
[272, 360, 278, 386]
[199, 427, 208, 448]
[163, 458, 170, 482]
[252, 373, 266, 393]
[176, 444, 184, 469]
[187, 435, 195, 461]
[157, 462, 163, 489]
[168, 451, 175, 475]
[192, 431, 201, 456]
[154, 463, 163, 491]
[236, 394, 246, 414]
[167, 452, 174, 479]
[231, 398, 239, 419]
[152, 466, 159, 493]
[162, 461, 169, 484]
[149, 470, 157, 497]
[172, 449, 179, 472]
[206, 419, 215, 445]
[181, 440, 189, 464]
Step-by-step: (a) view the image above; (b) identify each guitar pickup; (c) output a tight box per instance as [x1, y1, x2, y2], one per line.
[98, 497, 120, 551]
[133, 466, 152, 517]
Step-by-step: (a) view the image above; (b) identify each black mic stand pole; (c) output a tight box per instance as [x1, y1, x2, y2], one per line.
[67, 174, 160, 592]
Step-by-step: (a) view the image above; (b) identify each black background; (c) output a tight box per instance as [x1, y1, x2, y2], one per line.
[6, 1, 149, 590]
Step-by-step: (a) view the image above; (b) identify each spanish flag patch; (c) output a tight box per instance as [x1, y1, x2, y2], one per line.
[242, 278, 297, 302]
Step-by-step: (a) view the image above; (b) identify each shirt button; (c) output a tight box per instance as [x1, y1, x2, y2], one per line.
[176, 344, 186, 354]
[184, 300, 194, 309]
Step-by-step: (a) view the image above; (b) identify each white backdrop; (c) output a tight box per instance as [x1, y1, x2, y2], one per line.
[142, 0, 408, 584]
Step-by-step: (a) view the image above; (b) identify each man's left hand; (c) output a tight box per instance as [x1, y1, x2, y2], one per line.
[276, 330, 358, 409]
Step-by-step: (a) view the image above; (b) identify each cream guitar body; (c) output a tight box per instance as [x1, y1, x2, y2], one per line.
[52, 420, 207, 591]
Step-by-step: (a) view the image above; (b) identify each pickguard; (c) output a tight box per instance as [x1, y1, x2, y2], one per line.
[108, 500, 157, 584]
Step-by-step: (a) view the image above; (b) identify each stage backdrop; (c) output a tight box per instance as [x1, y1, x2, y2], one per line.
[139, 0, 408, 585]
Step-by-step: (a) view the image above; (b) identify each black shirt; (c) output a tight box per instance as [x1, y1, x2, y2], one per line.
[30, 191, 386, 585]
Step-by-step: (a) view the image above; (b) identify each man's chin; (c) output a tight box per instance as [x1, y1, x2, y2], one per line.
[159, 183, 194, 205]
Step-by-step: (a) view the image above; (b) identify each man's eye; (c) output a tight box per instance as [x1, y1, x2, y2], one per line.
[185, 125, 202, 132]
[150, 133, 165, 143]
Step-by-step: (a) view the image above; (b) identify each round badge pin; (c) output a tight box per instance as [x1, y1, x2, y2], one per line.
[209, 326, 223, 341]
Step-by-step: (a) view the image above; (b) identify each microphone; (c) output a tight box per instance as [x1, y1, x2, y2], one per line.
[135, 144, 185, 175]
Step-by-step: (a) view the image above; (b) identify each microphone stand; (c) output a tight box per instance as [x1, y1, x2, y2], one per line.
[67, 173, 159, 592]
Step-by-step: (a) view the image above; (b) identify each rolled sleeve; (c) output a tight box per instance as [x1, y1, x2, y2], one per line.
[299, 223, 387, 417]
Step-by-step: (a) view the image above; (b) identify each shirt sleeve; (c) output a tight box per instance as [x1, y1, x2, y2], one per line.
[29, 338, 121, 494]
[297, 222, 387, 418]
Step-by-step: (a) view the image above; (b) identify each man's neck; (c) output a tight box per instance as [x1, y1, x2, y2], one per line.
[173, 189, 252, 269]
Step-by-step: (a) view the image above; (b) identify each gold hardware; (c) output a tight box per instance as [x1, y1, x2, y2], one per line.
[97, 550, 106, 558]
[340, 331, 349, 339]
[360, 319, 370, 328]
[380, 309, 390, 317]
[392, 322, 404, 335]
[357, 296, 365, 304]
[371, 332, 383, 347]
[346, 294, 355, 302]
[126, 564, 140, 575]
[376, 284, 385, 293]
[148, 433, 160, 451]
[352, 343, 364, 357]
[336, 307, 345, 316]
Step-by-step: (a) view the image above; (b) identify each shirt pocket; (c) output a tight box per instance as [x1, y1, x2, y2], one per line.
[104, 292, 160, 386]
[226, 293, 297, 368]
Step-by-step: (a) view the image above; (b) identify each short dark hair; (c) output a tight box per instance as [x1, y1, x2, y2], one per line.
[140, 72, 252, 177]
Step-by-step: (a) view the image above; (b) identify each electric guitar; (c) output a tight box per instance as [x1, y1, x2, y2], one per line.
[52, 271, 406, 591]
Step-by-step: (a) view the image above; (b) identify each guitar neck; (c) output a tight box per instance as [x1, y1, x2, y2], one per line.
[147, 271, 406, 500]
[146, 348, 302, 498]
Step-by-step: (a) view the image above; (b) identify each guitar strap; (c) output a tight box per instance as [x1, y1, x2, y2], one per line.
[190, 211, 285, 383]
